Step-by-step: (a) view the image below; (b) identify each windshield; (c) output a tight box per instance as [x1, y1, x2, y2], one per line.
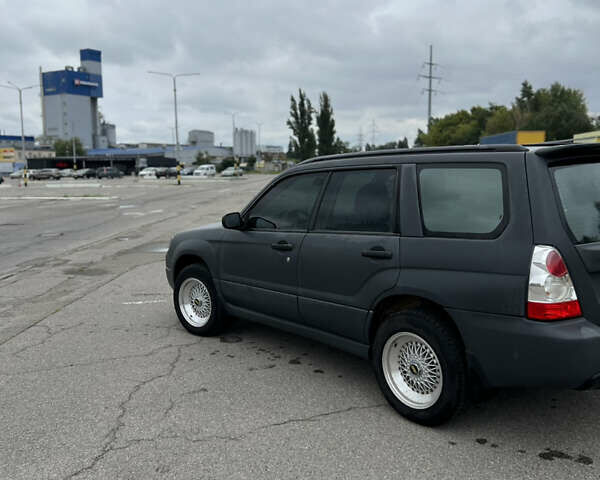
[554, 161, 600, 244]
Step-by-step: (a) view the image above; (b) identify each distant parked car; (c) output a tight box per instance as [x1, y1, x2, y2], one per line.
[220, 166, 243, 177]
[139, 167, 158, 178]
[30, 168, 61, 180]
[181, 167, 195, 176]
[96, 167, 123, 179]
[167, 167, 180, 178]
[154, 167, 168, 178]
[194, 165, 216, 177]
[9, 169, 25, 179]
[60, 169, 75, 178]
[73, 168, 96, 179]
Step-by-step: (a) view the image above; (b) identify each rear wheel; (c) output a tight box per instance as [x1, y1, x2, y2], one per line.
[372, 309, 467, 426]
[174, 264, 225, 336]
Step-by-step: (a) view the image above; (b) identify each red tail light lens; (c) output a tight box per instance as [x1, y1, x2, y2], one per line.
[546, 250, 568, 277]
[527, 299, 582, 321]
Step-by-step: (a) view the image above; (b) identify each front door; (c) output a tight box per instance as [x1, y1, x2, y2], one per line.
[219, 172, 327, 322]
[298, 168, 400, 341]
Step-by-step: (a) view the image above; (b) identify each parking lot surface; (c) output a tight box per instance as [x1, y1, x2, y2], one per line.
[1, 176, 599, 479]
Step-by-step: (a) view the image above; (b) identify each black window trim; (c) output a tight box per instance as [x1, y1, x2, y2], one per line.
[308, 165, 401, 236]
[242, 170, 330, 233]
[416, 162, 510, 239]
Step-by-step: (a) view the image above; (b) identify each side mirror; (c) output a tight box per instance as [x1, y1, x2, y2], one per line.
[222, 212, 243, 229]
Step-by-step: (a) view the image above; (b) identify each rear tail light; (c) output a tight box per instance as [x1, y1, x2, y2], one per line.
[527, 245, 581, 320]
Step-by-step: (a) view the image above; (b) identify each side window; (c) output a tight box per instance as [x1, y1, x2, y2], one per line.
[315, 169, 396, 233]
[418, 166, 505, 237]
[247, 172, 326, 231]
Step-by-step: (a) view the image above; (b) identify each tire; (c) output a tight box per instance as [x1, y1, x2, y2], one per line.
[173, 264, 225, 336]
[372, 308, 467, 426]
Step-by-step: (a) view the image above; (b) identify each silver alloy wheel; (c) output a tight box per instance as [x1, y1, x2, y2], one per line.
[382, 332, 443, 410]
[178, 278, 212, 327]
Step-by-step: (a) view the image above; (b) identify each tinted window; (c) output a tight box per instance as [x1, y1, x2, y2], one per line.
[315, 169, 396, 232]
[248, 173, 326, 230]
[419, 167, 504, 236]
[554, 162, 600, 244]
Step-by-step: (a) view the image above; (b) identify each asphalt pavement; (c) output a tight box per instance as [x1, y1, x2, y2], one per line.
[1, 175, 599, 479]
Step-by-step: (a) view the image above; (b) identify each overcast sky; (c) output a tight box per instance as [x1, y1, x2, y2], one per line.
[1, 0, 598, 148]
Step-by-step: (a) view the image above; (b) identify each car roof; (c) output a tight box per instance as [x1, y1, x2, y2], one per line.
[290, 142, 600, 171]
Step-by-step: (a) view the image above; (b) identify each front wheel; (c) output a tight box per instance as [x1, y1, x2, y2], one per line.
[372, 309, 467, 426]
[174, 264, 225, 336]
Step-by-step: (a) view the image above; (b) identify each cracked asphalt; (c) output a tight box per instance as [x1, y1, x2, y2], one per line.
[1, 176, 600, 479]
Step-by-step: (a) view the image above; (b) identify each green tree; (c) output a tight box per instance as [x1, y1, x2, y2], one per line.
[333, 137, 351, 154]
[397, 137, 409, 149]
[54, 138, 86, 156]
[484, 105, 516, 136]
[246, 155, 257, 170]
[286, 89, 317, 160]
[217, 157, 235, 173]
[519, 82, 593, 140]
[416, 108, 486, 146]
[194, 151, 213, 165]
[316, 92, 337, 155]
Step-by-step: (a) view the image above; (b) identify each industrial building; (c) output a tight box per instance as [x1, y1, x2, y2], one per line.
[41, 49, 116, 149]
[233, 128, 256, 158]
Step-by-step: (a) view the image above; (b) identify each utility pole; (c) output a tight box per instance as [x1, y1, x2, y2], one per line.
[357, 127, 364, 152]
[370, 119, 378, 148]
[256, 122, 262, 155]
[418, 45, 442, 132]
[148, 71, 200, 183]
[231, 112, 238, 167]
[1, 82, 37, 186]
[71, 122, 77, 170]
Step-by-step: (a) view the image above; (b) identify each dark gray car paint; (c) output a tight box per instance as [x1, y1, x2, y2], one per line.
[166, 148, 600, 389]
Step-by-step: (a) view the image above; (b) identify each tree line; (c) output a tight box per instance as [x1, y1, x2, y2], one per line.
[415, 81, 599, 147]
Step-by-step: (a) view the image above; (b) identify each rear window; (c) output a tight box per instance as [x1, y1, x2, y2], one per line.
[554, 162, 600, 244]
[419, 166, 506, 237]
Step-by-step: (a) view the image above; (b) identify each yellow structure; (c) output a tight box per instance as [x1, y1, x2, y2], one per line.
[516, 131, 546, 144]
[0, 148, 16, 163]
[573, 130, 600, 144]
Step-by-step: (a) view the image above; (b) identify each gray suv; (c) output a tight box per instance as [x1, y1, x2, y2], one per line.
[166, 143, 600, 425]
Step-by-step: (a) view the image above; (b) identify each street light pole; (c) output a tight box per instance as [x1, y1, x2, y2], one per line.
[148, 71, 200, 185]
[1, 82, 36, 186]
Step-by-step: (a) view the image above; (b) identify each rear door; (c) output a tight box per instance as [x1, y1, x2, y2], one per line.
[297, 167, 399, 341]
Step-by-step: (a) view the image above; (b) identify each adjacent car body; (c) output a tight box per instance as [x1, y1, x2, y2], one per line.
[166, 143, 600, 425]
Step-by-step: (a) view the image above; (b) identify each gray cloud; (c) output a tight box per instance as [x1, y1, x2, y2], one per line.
[0, 0, 598, 148]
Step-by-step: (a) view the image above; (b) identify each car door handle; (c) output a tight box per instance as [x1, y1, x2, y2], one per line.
[271, 241, 294, 251]
[361, 247, 392, 259]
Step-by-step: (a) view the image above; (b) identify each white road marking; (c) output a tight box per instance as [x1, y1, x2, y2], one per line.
[122, 212, 145, 216]
[46, 183, 101, 188]
[119, 204, 136, 209]
[0, 196, 118, 200]
[148, 209, 164, 214]
[122, 299, 166, 305]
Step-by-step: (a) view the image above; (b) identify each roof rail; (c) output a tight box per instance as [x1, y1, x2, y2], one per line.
[522, 139, 573, 147]
[535, 142, 600, 159]
[300, 144, 528, 164]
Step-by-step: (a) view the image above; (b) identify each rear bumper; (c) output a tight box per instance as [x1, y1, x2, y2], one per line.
[450, 308, 600, 389]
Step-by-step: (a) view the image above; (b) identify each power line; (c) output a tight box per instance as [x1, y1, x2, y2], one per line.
[357, 126, 364, 152]
[418, 44, 442, 132]
[370, 119, 378, 146]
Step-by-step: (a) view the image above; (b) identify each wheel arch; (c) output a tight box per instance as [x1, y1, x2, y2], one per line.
[173, 254, 211, 282]
[367, 294, 465, 354]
